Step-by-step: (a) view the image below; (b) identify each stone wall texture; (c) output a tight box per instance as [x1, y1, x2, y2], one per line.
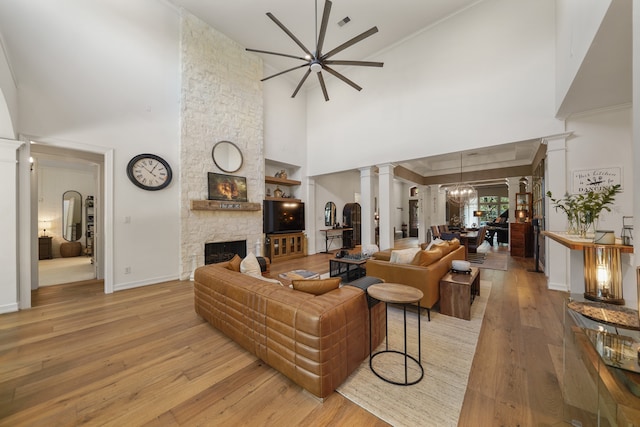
[180, 13, 264, 279]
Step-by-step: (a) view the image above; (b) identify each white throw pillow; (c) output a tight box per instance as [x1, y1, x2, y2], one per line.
[389, 247, 421, 264]
[240, 252, 262, 277]
[361, 244, 379, 257]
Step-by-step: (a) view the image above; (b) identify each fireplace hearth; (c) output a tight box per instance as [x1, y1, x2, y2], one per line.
[204, 240, 246, 265]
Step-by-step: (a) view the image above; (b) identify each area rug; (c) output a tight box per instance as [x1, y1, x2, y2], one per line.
[476, 251, 508, 271]
[337, 280, 492, 427]
[467, 252, 486, 264]
[38, 257, 95, 286]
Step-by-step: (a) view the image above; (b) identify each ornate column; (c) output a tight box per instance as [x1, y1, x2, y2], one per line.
[377, 163, 395, 250]
[544, 133, 572, 292]
[359, 167, 375, 246]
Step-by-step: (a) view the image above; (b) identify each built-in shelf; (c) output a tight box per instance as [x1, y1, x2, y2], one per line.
[190, 200, 261, 211]
[265, 176, 301, 186]
[265, 197, 302, 202]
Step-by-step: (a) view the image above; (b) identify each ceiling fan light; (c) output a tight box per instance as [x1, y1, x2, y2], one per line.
[310, 61, 322, 73]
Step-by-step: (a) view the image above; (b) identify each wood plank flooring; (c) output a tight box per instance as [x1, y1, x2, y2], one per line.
[1, 242, 568, 426]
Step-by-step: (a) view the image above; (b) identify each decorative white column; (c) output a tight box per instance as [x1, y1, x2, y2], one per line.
[544, 134, 572, 292]
[359, 167, 375, 246]
[417, 185, 429, 243]
[0, 139, 21, 313]
[306, 177, 316, 255]
[377, 163, 395, 250]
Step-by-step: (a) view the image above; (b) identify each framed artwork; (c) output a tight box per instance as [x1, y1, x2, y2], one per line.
[572, 167, 622, 194]
[208, 173, 248, 202]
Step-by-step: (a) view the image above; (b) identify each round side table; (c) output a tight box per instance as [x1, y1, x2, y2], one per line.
[367, 283, 424, 386]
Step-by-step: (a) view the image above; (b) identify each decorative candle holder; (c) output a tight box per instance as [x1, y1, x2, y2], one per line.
[583, 246, 624, 305]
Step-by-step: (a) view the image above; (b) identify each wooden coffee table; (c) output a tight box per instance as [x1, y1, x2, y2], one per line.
[439, 267, 480, 320]
[366, 283, 424, 386]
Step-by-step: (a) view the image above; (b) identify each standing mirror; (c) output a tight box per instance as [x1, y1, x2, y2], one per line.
[62, 190, 83, 241]
[324, 202, 336, 226]
[212, 140, 243, 173]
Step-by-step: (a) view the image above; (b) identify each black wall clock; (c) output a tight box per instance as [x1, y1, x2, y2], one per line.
[126, 153, 172, 191]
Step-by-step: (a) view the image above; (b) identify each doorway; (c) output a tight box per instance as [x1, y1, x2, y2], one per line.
[29, 144, 105, 306]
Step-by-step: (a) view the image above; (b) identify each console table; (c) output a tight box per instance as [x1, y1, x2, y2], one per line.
[319, 228, 352, 253]
[542, 231, 633, 304]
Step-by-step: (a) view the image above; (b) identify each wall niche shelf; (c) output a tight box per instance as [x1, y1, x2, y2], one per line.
[265, 197, 302, 203]
[190, 200, 261, 211]
[265, 176, 301, 186]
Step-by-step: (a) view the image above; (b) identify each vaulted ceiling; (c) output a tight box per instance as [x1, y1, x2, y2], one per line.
[0, 1, 631, 183]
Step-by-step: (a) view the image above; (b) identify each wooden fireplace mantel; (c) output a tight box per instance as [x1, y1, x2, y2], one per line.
[190, 200, 261, 211]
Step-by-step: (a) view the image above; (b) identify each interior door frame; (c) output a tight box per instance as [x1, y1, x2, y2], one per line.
[18, 136, 114, 309]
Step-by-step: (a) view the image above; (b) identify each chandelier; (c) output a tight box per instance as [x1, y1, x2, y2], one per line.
[446, 154, 476, 205]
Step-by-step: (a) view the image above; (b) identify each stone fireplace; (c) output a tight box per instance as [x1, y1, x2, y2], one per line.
[179, 12, 265, 280]
[204, 240, 246, 265]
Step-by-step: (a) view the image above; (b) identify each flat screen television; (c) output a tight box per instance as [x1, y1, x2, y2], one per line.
[263, 200, 305, 234]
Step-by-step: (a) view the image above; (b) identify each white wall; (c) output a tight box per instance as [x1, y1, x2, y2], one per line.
[0, 40, 16, 139]
[306, 0, 563, 177]
[565, 107, 635, 307]
[555, 0, 612, 111]
[11, 0, 181, 290]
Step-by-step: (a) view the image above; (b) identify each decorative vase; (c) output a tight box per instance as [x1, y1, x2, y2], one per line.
[279, 169, 287, 180]
[273, 186, 283, 198]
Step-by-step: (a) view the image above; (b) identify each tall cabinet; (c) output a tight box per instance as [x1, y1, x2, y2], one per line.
[511, 192, 533, 257]
[85, 195, 94, 262]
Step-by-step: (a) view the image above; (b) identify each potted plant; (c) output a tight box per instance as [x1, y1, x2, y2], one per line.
[547, 184, 621, 238]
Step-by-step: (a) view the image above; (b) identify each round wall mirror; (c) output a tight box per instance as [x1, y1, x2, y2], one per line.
[324, 201, 336, 227]
[62, 190, 83, 241]
[212, 140, 243, 173]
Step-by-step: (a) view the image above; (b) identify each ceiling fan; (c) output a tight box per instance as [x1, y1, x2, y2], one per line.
[246, 0, 384, 101]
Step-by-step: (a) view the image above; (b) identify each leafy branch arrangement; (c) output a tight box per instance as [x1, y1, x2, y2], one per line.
[546, 184, 621, 237]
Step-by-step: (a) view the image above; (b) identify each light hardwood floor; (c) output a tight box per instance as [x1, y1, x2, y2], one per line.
[1, 242, 568, 426]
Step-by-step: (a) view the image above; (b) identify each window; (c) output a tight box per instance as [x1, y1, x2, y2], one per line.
[478, 196, 509, 224]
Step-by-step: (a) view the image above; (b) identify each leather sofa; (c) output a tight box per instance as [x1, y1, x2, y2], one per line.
[366, 241, 465, 320]
[193, 261, 386, 399]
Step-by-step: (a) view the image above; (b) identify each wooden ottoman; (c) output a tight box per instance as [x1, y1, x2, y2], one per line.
[439, 267, 480, 320]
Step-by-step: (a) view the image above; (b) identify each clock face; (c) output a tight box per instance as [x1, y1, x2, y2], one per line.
[126, 154, 172, 191]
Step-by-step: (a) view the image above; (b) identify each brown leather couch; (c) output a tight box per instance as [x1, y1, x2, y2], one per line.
[366, 243, 465, 320]
[194, 261, 386, 399]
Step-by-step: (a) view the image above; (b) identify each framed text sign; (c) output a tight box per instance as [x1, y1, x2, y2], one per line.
[572, 167, 621, 194]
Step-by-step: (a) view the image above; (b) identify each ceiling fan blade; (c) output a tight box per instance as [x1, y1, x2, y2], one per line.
[323, 60, 384, 67]
[261, 64, 309, 82]
[316, 0, 332, 56]
[317, 72, 329, 101]
[322, 26, 379, 60]
[246, 48, 308, 62]
[291, 68, 312, 98]
[266, 12, 313, 58]
[322, 65, 362, 91]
